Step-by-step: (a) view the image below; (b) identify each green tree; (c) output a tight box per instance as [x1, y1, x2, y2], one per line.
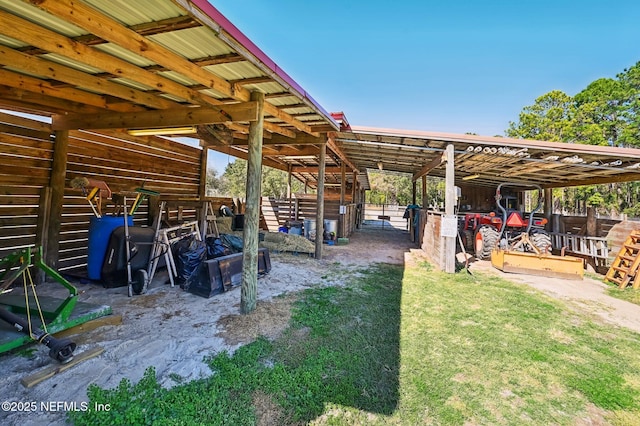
[222, 159, 248, 198]
[617, 61, 640, 147]
[573, 78, 628, 146]
[206, 167, 226, 196]
[506, 90, 575, 141]
[220, 159, 305, 198]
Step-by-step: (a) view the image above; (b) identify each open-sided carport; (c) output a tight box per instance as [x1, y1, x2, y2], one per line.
[2, 0, 640, 313]
[0, 0, 357, 313]
[332, 126, 640, 271]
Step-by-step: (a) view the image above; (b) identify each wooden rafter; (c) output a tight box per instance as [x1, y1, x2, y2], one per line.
[52, 102, 259, 130]
[27, 0, 319, 137]
[0, 45, 177, 110]
[0, 10, 226, 108]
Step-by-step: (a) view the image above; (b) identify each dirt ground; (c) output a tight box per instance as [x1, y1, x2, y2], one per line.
[2, 221, 640, 426]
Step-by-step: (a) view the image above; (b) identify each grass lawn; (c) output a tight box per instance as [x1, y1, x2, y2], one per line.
[606, 284, 640, 307]
[70, 261, 640, 425]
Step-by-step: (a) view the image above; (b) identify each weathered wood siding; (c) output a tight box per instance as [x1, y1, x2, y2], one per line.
[0, 113, 203, 275]
[558, 215, 620, 237]
[259, 196, 350, 236]
[419, 210, 444, 270]
[0, 115, 52, 259]
[606, 220, 640, 265]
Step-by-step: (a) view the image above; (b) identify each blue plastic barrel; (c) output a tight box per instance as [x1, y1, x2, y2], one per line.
[87, 215, 133, 280]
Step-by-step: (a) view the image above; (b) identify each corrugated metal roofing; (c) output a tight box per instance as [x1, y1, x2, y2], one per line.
[0, 0, 637, 193]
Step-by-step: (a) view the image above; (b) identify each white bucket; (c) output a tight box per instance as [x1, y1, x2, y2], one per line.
[304, 219, 316, 240]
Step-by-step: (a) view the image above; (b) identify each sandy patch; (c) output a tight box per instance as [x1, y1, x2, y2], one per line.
[0, 223, 414, 426]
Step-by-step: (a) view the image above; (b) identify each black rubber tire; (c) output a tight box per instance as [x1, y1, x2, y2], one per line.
[462, 229, 474, 252]
[474, 225, 500, 260]
[132, 269, 148, 295]
[530, 230, 552, 254]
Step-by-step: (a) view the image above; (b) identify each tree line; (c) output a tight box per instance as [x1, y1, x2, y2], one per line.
[206, 60, 640, 215]
[507, 60, 640, 217]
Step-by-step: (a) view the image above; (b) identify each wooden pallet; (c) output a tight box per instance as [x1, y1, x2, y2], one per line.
[605, 231, 640, 289]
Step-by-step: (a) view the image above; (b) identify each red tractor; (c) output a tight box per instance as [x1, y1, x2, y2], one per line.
[460, 183, 552, 259]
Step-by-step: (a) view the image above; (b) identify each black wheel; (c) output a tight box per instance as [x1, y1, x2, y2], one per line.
[474, 225, 499, 260]
[462, 229, 474, 252]
[132, 269, 148, 295]
[530, 230, 552, 254]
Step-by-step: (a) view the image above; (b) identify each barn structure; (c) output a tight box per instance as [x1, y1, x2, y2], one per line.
[1, 0, 640, 313]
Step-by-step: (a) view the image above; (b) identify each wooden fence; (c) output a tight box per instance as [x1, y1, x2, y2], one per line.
[260, 195, 360, 238]
[0, 112, 205, 276]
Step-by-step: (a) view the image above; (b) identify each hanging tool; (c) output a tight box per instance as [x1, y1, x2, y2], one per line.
[130, 183, 160, 215]
[69, 177, 111, 218]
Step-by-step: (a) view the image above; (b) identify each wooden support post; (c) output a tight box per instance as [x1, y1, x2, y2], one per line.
[340, 162, 346, 205]
[240, 91, 264, 315]
[444, 144, 456, 273]
[287, 164, 293, 220]
[315, 140, 326, 259]
[586, 206, 597, 237]
[46, 130, 69, 269]
[352, 171, 358, 203]
[287, 164, 292, 199]
[412, 180, 417, 205]
[339, 162, 346, 237]
[199, 147, 208, 199]
[544, 188, 553, 231]
[422, 175, 427, 207]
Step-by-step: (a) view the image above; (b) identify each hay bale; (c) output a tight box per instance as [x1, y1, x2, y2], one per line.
[261, 232, 314, 254]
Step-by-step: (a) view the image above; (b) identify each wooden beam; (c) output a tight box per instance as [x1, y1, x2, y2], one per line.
[0, 69, 133, 112]
[327, 132, 358, 172]
[229, 76, 273, 86]
[292, 166, 341, 174]
[29, 0, 319, 136]
[543, 172, 640, 188]
[262, 146, 319, 156]
[21, 346, 105, 388]
[193, 53, 245, 66]
[52, 103, 258, 130]
[0, 44, 176, 110]
[263, 121, 296, 138]
[268, 132, 324, 145]
[0, 10, 221, 109]
[240, 91, 264, 314]
[413, 152, 446, 181]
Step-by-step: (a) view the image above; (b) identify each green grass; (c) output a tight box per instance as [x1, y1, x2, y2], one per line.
[70, 262, 640, 425]
[606, 285, 640, 306]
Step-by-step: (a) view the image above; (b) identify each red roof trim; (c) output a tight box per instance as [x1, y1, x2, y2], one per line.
[189, 0, 337, 128]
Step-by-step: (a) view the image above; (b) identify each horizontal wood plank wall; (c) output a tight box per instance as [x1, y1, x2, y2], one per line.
[260, 197, 342, 234]
[420, 211, 444, 270]
[0, 115, 203, 274]
[59, 130, 202, 274]
[559, 215, 621, 237]
[0, 115, 53, 260]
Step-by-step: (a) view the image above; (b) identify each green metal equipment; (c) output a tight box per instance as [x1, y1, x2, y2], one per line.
[0, 246, 112, 362]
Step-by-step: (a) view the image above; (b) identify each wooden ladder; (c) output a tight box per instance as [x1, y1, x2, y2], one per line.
[605, 231, 640, 289]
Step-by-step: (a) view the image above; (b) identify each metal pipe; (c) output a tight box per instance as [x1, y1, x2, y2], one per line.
[0, 307, 76, 363]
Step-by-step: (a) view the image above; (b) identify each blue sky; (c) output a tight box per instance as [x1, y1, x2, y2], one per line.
[205, 1, 640, 172]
